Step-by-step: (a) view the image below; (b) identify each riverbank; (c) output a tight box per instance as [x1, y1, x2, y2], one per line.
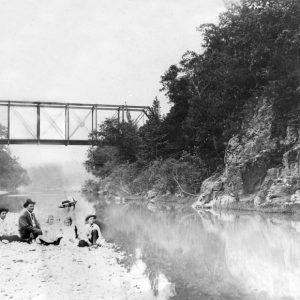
[0, 240, 173, 300]
[87, 185, 300, 216]
[0, 192, 175, 300]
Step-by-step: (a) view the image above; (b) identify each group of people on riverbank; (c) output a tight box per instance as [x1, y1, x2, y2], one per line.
[0, 198, 102, 248]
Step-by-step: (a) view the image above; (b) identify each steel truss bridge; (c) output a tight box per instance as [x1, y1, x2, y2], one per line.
[0, 100, 150, 145]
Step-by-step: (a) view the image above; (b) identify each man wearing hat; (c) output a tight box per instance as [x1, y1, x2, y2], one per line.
[0, 207, 25, 243]
[78, 214, 102, 248]
[18, 199, 42, 240]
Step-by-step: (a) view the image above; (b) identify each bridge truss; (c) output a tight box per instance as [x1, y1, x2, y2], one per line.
[0, 100, 150, 145]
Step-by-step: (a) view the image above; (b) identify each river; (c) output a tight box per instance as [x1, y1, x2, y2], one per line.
[1, 191, 300, 300]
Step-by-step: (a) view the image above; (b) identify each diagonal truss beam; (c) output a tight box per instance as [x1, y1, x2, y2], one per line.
[12, 108, 36, 138]
[133, 111, 145, 125]
[69, 109, 92, 139]
[42, 110, 65, 138]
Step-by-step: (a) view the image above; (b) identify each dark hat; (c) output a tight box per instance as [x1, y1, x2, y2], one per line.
[0, 207, 8, 214]
[23, 199, 36, 208]
[85, 214, 97, 222]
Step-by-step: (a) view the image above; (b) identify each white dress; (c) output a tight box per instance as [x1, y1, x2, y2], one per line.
[61, 226, 77, 246]
[39, 224, 62, 243]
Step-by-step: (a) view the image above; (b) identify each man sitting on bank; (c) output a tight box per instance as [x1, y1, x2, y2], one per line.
[19, 199, 42, 241]
[0, 207, 26, 243]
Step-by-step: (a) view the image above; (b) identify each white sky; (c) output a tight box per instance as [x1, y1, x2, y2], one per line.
[0, 0, 226, 167]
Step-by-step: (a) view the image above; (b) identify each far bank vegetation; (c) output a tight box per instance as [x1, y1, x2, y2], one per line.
[83, 0, 300, 198]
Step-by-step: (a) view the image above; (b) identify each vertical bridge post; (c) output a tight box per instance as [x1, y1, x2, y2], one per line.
[91, 105, 98, 143]
[37, 104, 40, 144]
[7, 101, 10, 144]
[65, 104, 69, 146]
[95, 105, 97, 139]
[117, 107, 120, 129]
[91, 105, 94, 142]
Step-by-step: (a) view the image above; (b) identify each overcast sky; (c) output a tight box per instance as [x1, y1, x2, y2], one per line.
[0, 0, 226, 167]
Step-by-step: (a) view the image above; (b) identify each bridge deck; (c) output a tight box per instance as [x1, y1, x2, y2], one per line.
[0, 139, 96, 145]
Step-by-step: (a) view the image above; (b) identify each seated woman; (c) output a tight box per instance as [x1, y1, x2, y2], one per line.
[0, 208, 27, 243]
[60, 217, 78, 246]
[38, 215, 62, 246]
[78, 215, 102, 248]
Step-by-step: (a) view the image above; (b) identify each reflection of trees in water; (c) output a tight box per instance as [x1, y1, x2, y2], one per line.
[100, 204, 247, 300]
[197, 211, 300, 299]
[96, 202, 300, 299]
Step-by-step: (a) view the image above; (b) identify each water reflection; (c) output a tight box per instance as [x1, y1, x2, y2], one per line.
[98, 201, 300, 300]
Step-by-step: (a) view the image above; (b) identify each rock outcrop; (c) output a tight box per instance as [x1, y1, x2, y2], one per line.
[193, 97, 300, 212]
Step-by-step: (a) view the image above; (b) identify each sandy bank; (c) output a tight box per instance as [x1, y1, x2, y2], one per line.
[0, 241, 172, 300]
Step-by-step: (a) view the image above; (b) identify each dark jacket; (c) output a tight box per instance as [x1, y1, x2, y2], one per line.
[18, 210, 42, 239]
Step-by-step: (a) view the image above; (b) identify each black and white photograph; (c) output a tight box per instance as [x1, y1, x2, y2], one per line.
[0, 0, 300, 299]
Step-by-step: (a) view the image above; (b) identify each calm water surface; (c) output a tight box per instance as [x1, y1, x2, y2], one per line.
[95, 198, 300, 300]
[1, 192, 300, 300]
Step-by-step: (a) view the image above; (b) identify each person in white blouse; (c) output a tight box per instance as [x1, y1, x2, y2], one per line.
[78, 214, 102, 248]
[0, 207, 9, 235]
[0, 207, 26, 243]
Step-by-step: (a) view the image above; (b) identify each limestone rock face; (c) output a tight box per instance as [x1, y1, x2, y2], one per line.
[193, 97, 300, 211]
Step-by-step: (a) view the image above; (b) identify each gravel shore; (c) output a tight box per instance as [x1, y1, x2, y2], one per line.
[0, 241, 171, 300]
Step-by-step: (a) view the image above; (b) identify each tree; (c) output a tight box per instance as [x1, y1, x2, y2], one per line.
[85, 145, 119, 178]
[0, 125, 30, 190]
[160, 64, 193, 156]
[85, 0, 300, 191]
[138, 98, 169, 162]
[85, 117, 141, 177]
[161, 0, 300, 170]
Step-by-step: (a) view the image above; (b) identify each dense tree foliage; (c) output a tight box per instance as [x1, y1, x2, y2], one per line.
[85, 0, 300, 195]
[85, 119, 140, 178]
[138, 98, 169, 162]
[161, 0, 300, 162]
[0, 125, 30, 191]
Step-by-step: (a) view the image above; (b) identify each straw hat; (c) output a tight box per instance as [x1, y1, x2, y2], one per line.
[59, 198, 77, 208]
[85, 214, 97, 222]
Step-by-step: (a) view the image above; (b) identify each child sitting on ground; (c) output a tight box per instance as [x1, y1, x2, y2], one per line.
[38, 215, 62, 246]
[60, 217, 78, 246]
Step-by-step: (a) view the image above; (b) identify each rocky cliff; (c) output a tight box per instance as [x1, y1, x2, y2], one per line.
[193, 97, 300, 212]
